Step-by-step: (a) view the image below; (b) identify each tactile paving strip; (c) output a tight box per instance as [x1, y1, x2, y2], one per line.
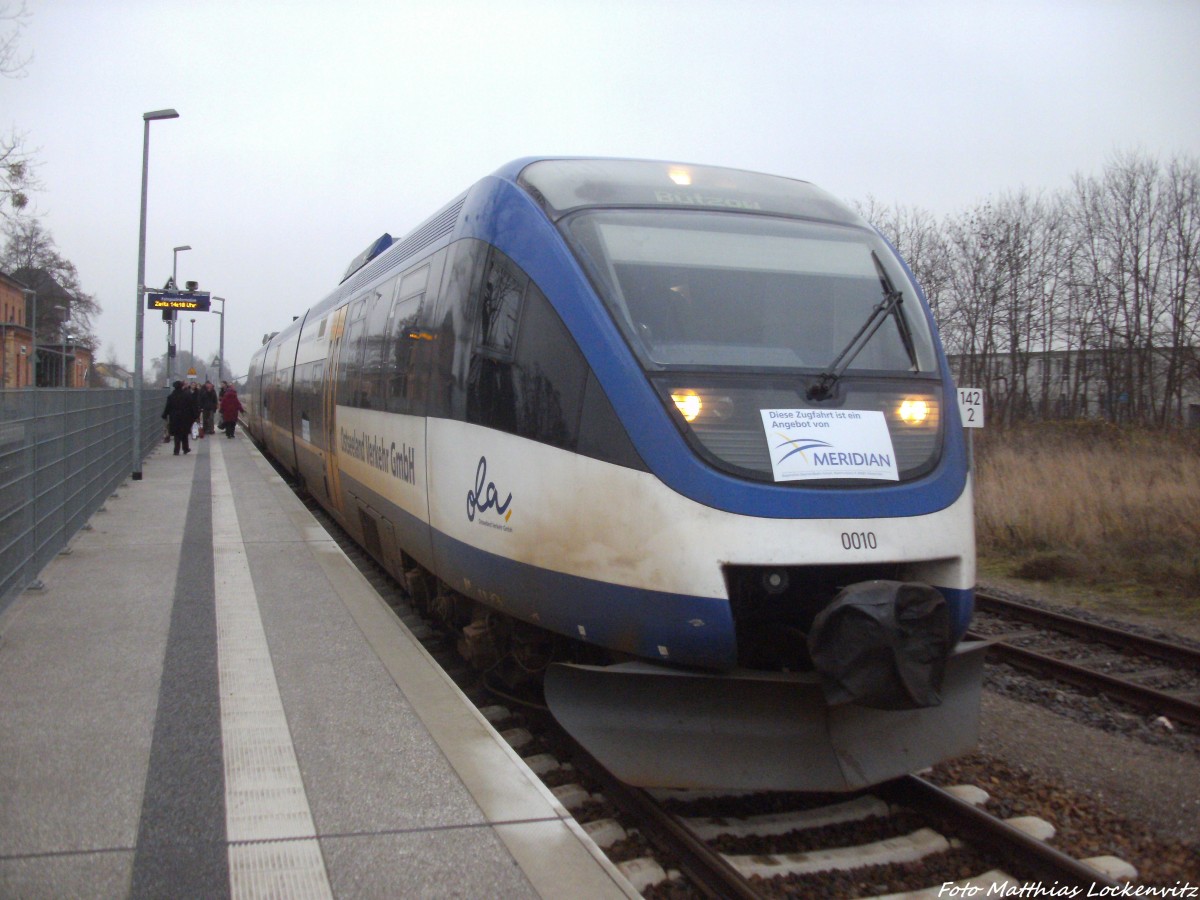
[211, 441, 334, 899]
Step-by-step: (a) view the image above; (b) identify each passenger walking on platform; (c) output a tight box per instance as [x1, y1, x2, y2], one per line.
[161, 381, 195, 456]
[219, 385, 244, 439]
[198, 381, 218, 438]
[162, 381, 172, 443]
[216, 381, 228, 430]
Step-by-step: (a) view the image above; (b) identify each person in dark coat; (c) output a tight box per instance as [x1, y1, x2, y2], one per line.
[161, 381, 196, 456]
[198, 381, 219, 438]
[219, 385, 244, 439]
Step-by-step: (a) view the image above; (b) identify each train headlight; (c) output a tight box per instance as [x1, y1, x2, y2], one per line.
[898, 398, 930, 425]
[671, 390, 703, 422]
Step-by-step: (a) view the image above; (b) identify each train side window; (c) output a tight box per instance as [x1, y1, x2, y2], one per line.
[385, 295, 423, 413]
[398, 264, 430, 302]
[478, 253, 525, 359]
[429, 239, 488, 420]
[463, 248, 584, 449]
[336, 297, 370, 407]
[359, 277, 399, 409]
[305, 361, 325, 446]
[509, 279, 588, 449]
[466, 251, 527, 432]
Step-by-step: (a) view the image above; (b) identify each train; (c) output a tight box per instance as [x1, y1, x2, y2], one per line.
[245, 157, 985, 791]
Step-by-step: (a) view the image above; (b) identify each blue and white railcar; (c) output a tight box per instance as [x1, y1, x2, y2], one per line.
[246, 158, 985, 791]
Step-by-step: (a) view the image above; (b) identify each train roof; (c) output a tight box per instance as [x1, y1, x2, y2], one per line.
[259, 157, 871, 357]
[499, 157, 866, 226]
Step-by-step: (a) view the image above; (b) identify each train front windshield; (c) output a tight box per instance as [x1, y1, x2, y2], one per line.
[562, 209, 938, 376]
[559, 206, 947, 483]
[518, 158, 946, 482]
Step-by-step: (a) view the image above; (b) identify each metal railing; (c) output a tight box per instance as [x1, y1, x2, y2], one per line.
[0, 388, 168, 613]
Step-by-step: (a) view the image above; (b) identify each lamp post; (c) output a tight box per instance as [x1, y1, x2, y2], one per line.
[53, 303, 69, 388]
[61, 317, 68, 388]
[166, 244, 190, 384]
[190, 317, 196, 372]
[132, 107, 179, 481]
[172, 244, 190, 287]
[23, 288, 36, 388]
[212, 296, 225, 384]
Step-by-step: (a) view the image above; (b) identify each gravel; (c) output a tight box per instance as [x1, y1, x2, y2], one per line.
[934, 579, 1200, 886]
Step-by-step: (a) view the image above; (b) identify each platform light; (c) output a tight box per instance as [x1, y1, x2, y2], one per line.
[132, 107, 180, 481]
[671, 390, 702, 422]
[898, 398, 930, 424]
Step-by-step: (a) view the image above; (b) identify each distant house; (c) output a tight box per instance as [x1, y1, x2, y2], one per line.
[0, 270, 35, 389]
[93, 362, 133, 389]
[3, 267, 97, 388]
[949, 347, 1200, 428]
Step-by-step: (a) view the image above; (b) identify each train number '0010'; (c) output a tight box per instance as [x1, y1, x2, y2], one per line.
[840, 531, 878, 550]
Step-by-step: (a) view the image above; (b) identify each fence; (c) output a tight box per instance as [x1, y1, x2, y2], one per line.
[0, 388, 168, 613]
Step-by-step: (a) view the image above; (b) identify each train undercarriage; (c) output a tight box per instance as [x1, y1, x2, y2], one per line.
[398, 558, 986, 792]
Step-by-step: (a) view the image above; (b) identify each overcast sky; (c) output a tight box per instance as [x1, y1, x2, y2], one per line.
[5, 0, 1199, 381]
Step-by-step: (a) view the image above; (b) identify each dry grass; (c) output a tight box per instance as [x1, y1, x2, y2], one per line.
[973, 421, 1200, 611]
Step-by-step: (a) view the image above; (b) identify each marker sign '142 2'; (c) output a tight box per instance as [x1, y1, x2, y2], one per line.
[957, 388, 984, 428]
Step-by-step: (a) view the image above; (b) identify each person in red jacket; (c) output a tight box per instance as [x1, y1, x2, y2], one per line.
[218, 385, 245, 439]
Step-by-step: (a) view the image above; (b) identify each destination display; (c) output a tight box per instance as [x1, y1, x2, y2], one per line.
[147, 290, 211, 311]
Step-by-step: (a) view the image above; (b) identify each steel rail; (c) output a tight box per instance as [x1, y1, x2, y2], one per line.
[975, 591, 1200, 670]
[881, 775, 1122, 891]
[289, 486, 1141, 892]
[574, 748, 764, 900]
[966, 632, 1200, 728]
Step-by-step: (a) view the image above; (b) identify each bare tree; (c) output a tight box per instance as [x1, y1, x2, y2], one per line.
[1, 2, 37, 218]
[858, 198, 952, 327]
[1068, 152, 1188, 425]
[0, 0, 30, 75]
[1158, 155, 1200, 423]
[2, 216, 100, 348]
[866, 152, 1199, 428]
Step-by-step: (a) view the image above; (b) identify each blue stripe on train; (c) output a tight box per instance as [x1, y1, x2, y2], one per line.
[453, 175, 971, 521]
[430, 529, 740, 670]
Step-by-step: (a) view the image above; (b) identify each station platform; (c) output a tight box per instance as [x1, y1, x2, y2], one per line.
[0, 430, 638, 899]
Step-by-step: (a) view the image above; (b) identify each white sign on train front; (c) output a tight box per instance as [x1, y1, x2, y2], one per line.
[957, 388, 984, 428]
[759, 408, 899, 481]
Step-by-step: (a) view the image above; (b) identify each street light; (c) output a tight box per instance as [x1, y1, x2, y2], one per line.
[54, 303, 69, 388]
[167, 244, 190, 383]
[212, 296, 225, 384]
[132, 107, 179, 481]
[172, 245, 190, 287]
[69, 336, 79, 386]
[23, 288, 36, 388]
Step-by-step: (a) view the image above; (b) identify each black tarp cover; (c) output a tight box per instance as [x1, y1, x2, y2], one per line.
[807, 580, 951, 710]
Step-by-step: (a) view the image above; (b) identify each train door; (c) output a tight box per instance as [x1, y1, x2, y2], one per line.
[321, 305, 349, 517]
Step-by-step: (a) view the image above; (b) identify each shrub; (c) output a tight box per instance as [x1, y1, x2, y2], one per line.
[974, 422, 1200, 599]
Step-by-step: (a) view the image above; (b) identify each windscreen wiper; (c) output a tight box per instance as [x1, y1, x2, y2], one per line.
[807, 252, 918, 401]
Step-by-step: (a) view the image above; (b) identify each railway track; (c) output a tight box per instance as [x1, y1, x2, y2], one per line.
[553, 740, 1129, 898]
[329, 565, 1136, 890]
[969, 591, 1200, 729]
[287, 480, 1142, 896]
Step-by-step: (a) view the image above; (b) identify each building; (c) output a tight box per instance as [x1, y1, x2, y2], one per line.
[2, 268, 97, 389]
[0, 271, 35, 389]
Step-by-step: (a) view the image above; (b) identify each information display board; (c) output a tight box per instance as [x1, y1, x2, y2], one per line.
[147, 290, 211, 311]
